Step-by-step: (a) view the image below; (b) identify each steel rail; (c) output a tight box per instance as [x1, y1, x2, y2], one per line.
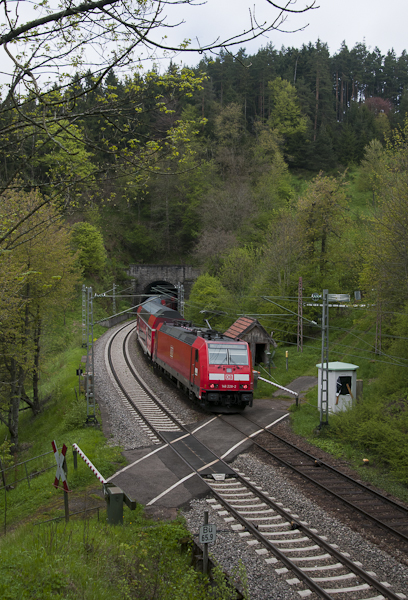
[219, 413, 408, 545]
[261, 420, 408, 511]
[107, 321, 182, 441]
[108, 323, 404, 600]
[121, 325, 185, 431]
[108, 324, 335, 598]
[214, 476, 403, 600]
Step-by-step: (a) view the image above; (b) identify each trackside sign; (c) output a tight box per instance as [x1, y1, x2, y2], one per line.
[52, 440, 69, 492]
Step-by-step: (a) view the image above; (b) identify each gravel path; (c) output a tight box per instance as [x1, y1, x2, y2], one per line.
[94, 322, 408, 600]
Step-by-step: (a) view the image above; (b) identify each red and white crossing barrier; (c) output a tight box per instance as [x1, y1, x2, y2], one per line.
[72, 443, 107, 484]
[258, 376, 299, 398]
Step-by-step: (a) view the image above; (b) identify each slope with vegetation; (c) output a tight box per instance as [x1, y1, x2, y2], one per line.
[2, 0, 408, 592]
[0, 295, 249, 600]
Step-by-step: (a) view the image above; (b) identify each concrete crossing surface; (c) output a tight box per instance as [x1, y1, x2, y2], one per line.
[109, 396, 297, 509]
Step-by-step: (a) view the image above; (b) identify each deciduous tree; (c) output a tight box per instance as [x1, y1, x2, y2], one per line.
[296, 172, 350, 287]
[0, 189, 80, 447]
[0, 0, 316, 247]
[360, 119, 408, 309]
[72, 222, 107, 276]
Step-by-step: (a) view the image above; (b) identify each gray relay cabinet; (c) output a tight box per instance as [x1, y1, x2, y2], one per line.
[316, 361, 359, 414]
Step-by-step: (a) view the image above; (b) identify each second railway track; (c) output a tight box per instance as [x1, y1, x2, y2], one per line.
[218, 411, 408, 551]
[204, 473, 406, 600]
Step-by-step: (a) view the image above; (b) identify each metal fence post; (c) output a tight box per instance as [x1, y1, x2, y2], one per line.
[24, 463, 30, 488]
[203, 510, 209, 575]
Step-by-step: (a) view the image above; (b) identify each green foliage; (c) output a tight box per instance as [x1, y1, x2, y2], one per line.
[359, 119, 408, 310]
[62, 392, 88, 431]
[296, 171, 353, 290]
[211, 559, 250, 600]
[218, 246, 261, 296]
[249, 210, 301, 299]
[0, 440, 13, 470]
[268, 78, 307, 137]
[71, 222, 107, 276]
[186, 274, 233, 330]
[214, 102, 247, 150]
[0, 188, 81, 445]
[36, 120, 96, 197]
[319, 391, 408, 484]
[252, 127, 293, 213]
[357, 139, 387, 192]
[0, 516, 210, 600]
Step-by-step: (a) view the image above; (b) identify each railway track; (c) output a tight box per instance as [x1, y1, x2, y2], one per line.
[218, 412, 408, 549]
[106, 321, 184, 444]
[105, 321, 407, 599]
[205, 474, 406, 600]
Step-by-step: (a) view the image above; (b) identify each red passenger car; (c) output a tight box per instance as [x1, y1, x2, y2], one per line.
[136, 297, 185, 357]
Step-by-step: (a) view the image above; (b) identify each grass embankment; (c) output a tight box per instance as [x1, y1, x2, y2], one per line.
[3, 286, 408, 597]
[255, 308, 408, 504]
[0, 292, 240, 600]
[0, 511, 211, 600]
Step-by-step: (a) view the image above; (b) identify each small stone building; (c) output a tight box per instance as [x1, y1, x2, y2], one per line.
[223, 317, 277, 366]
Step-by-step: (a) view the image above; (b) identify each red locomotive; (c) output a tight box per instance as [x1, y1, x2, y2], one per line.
[136, 298, 253, 412]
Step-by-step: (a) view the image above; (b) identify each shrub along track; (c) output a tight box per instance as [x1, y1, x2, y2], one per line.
[106, 321, 407, 600]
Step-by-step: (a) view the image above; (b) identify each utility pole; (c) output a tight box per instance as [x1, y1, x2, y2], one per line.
[81, 284, 87, 348]
[319, 289, 329, 428]
[112, 282, 116, 314]
[297, 277, 303, 352]
[177, 282, 185, 317]
[85, 287, 98, 425]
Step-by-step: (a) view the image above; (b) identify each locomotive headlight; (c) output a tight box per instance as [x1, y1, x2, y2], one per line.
[240, 384, 248, 389]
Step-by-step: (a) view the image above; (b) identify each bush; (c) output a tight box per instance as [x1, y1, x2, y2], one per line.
[71, 222, 107, 276]
[327, 393, 408, 483]
[62, 393, 88, 431]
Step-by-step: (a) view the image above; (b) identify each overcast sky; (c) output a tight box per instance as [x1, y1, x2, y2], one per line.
[2, 1, 407, 85]
[162, 0, 408, 69]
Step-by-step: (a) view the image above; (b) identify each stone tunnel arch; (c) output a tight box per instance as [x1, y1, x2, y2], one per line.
[128, 265, 202, 302]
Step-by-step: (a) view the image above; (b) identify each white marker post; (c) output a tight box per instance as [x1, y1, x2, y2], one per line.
[199, 510, 217, 575]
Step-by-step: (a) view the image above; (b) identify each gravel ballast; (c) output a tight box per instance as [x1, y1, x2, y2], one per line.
[94, 322, 408, 600]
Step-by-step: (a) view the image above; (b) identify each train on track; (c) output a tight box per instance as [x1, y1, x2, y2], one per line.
[136, 297, 254, 413]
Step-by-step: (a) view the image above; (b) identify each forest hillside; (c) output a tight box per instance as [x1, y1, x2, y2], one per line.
[1, 38, 408, 478]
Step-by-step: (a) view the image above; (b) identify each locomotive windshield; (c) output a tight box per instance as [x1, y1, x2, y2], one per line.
[208, 344, 249, 366]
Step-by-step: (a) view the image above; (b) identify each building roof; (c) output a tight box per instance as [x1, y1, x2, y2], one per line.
[224, 316, 272, 341]
[316, 361, 359, 371]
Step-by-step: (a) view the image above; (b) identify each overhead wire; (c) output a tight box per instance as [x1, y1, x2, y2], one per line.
[173, 301, 408, 363]
[272, 324, 408, 365]
[144, 287, 408, 366]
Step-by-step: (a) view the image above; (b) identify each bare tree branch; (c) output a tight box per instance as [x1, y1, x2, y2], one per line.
[0, 0, 316, 247]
